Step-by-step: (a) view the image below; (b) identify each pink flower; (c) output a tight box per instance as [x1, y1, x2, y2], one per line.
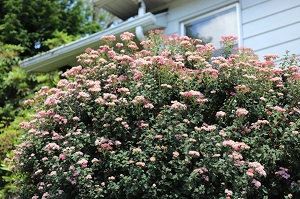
[225, 189, 233, 196]
[216, 111, 226, 117]
[116, 43, 123, 47]
[72, 116, 80, 121]
[150, 157, 156, 162]
[48, 171, 57, 176]
[220, 35, 238, 44]
[100, 35, 116, 41]
[193, 167, 208, 174]
[170, 101, 187, 110]
[133, 73, 142, 80]
[59, 154, 66, 160]
[34, 169, 43, 175]
[120, 32, 135, 41]
[143, 103, 154, 109]
[188, 151, 200, 157]
[222, 140, 250, 150]
[246, 168, 254, 177]
[155, 134, 163, 140]
[275, 167, 290, 179]
[136, 162, 145, 167]
[273, 106, 286, 113]
[75, 151, 83, 156]
[100, 143, 113, 151]
[115, 117, 123, 122]
[121, 121, 129, 129]
[91, 158, 100, 163]
[248, 162, 266, 177]
[132, 148, 142, 153]
[236, 108, 248, 116]
[45, 143, 60, 152]
[86, 174, 92, 180]
[117, 87, 130, 94]
[77, 158, 88, 168]
[252, 179, 261, 188]
[200, 124, 216, 131]
[173, 151, 179, 158]
[42, 192, 50, 198]
[180, 90, 204, 98]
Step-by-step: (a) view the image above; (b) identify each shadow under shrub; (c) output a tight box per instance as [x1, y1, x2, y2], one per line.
[14, 31, 300, 199]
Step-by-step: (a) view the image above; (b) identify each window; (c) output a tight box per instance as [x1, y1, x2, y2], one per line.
[182, 4, 240, 49]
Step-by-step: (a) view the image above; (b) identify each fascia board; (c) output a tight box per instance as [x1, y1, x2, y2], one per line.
[20, 12, 167, 72]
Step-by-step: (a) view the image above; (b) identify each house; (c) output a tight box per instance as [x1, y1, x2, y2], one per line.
[20, 0, 300, 72]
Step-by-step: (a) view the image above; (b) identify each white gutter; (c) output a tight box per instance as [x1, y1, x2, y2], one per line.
[135, 0, 146, 41]
[20, 12, 167, 72]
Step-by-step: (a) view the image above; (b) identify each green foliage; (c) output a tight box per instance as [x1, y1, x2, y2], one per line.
[43, 30, 79, 49]
[0, 47, 60, 130]
[0, 0, 107, 57]
[0, 151, 20, 198]
[0, 2, 116, 198]
[14, 31, 300, 198]
[0, 43, 60, 198]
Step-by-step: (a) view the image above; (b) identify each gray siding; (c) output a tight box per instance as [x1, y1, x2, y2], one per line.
[241, 0, 300, 58]
[162, 0, 239, 35]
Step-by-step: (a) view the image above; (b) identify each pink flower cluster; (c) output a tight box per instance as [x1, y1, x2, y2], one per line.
[180, 90, 204, 99]
[170, 101, 187, 110]
[220, 35, 238, 44]
[236, 108, 249, 117]
[188, 150, 200, 157]
[77, 158, 88, 168]
[248, 161, 267, 177]
[100, 35, 116, 41]
[275, 167, 290, 179]
[120, 32, 135, 41]
[44, 143, 60, 153]
[222, 140, 250, 151]
[216, 111, 226, 117]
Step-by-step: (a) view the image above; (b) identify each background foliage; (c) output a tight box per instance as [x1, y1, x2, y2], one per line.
[0, 1, 114, 197]
[0, 0, 117, 57]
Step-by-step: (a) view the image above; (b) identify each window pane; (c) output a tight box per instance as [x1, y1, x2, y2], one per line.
[185, 7, 237, 49]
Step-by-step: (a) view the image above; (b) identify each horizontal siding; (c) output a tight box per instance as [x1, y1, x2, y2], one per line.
[163, 0, 238, 35]
[254, 39, 300, 60]
[240, 0, 300, 58]
[240, 0, 269, 9]
[241, 0, 300, 24]
[243, 5, 300, 39]
[244, 22, 300, 50]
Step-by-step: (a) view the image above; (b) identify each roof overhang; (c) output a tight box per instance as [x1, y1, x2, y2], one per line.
[94, 0, 173, 20]
[20, 12, 167, 72]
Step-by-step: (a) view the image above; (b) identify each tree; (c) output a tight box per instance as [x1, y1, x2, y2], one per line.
[0, 1, 117, 196]
[0, 0, 113, 57]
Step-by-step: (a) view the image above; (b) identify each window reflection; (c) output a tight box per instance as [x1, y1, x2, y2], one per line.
[185, 7, 238, 49]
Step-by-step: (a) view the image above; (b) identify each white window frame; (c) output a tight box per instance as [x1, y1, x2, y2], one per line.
[180, 3, 243, 47]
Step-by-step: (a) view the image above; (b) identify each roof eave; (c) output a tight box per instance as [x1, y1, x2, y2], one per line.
[20, 12, 167, 72]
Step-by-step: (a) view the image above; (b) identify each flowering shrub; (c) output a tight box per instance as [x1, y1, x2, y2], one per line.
[14, 30, 300, 198]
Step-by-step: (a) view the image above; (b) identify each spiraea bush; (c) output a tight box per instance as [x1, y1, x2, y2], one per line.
[14, 30, 300, 198]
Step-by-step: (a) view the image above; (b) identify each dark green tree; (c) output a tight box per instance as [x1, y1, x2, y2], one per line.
[0, 1, 117, 196]
[0, 0, 111, 57]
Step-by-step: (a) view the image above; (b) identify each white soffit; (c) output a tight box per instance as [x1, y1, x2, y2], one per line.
[20, 12, 167, 72]
[94, 0, 174, 20]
